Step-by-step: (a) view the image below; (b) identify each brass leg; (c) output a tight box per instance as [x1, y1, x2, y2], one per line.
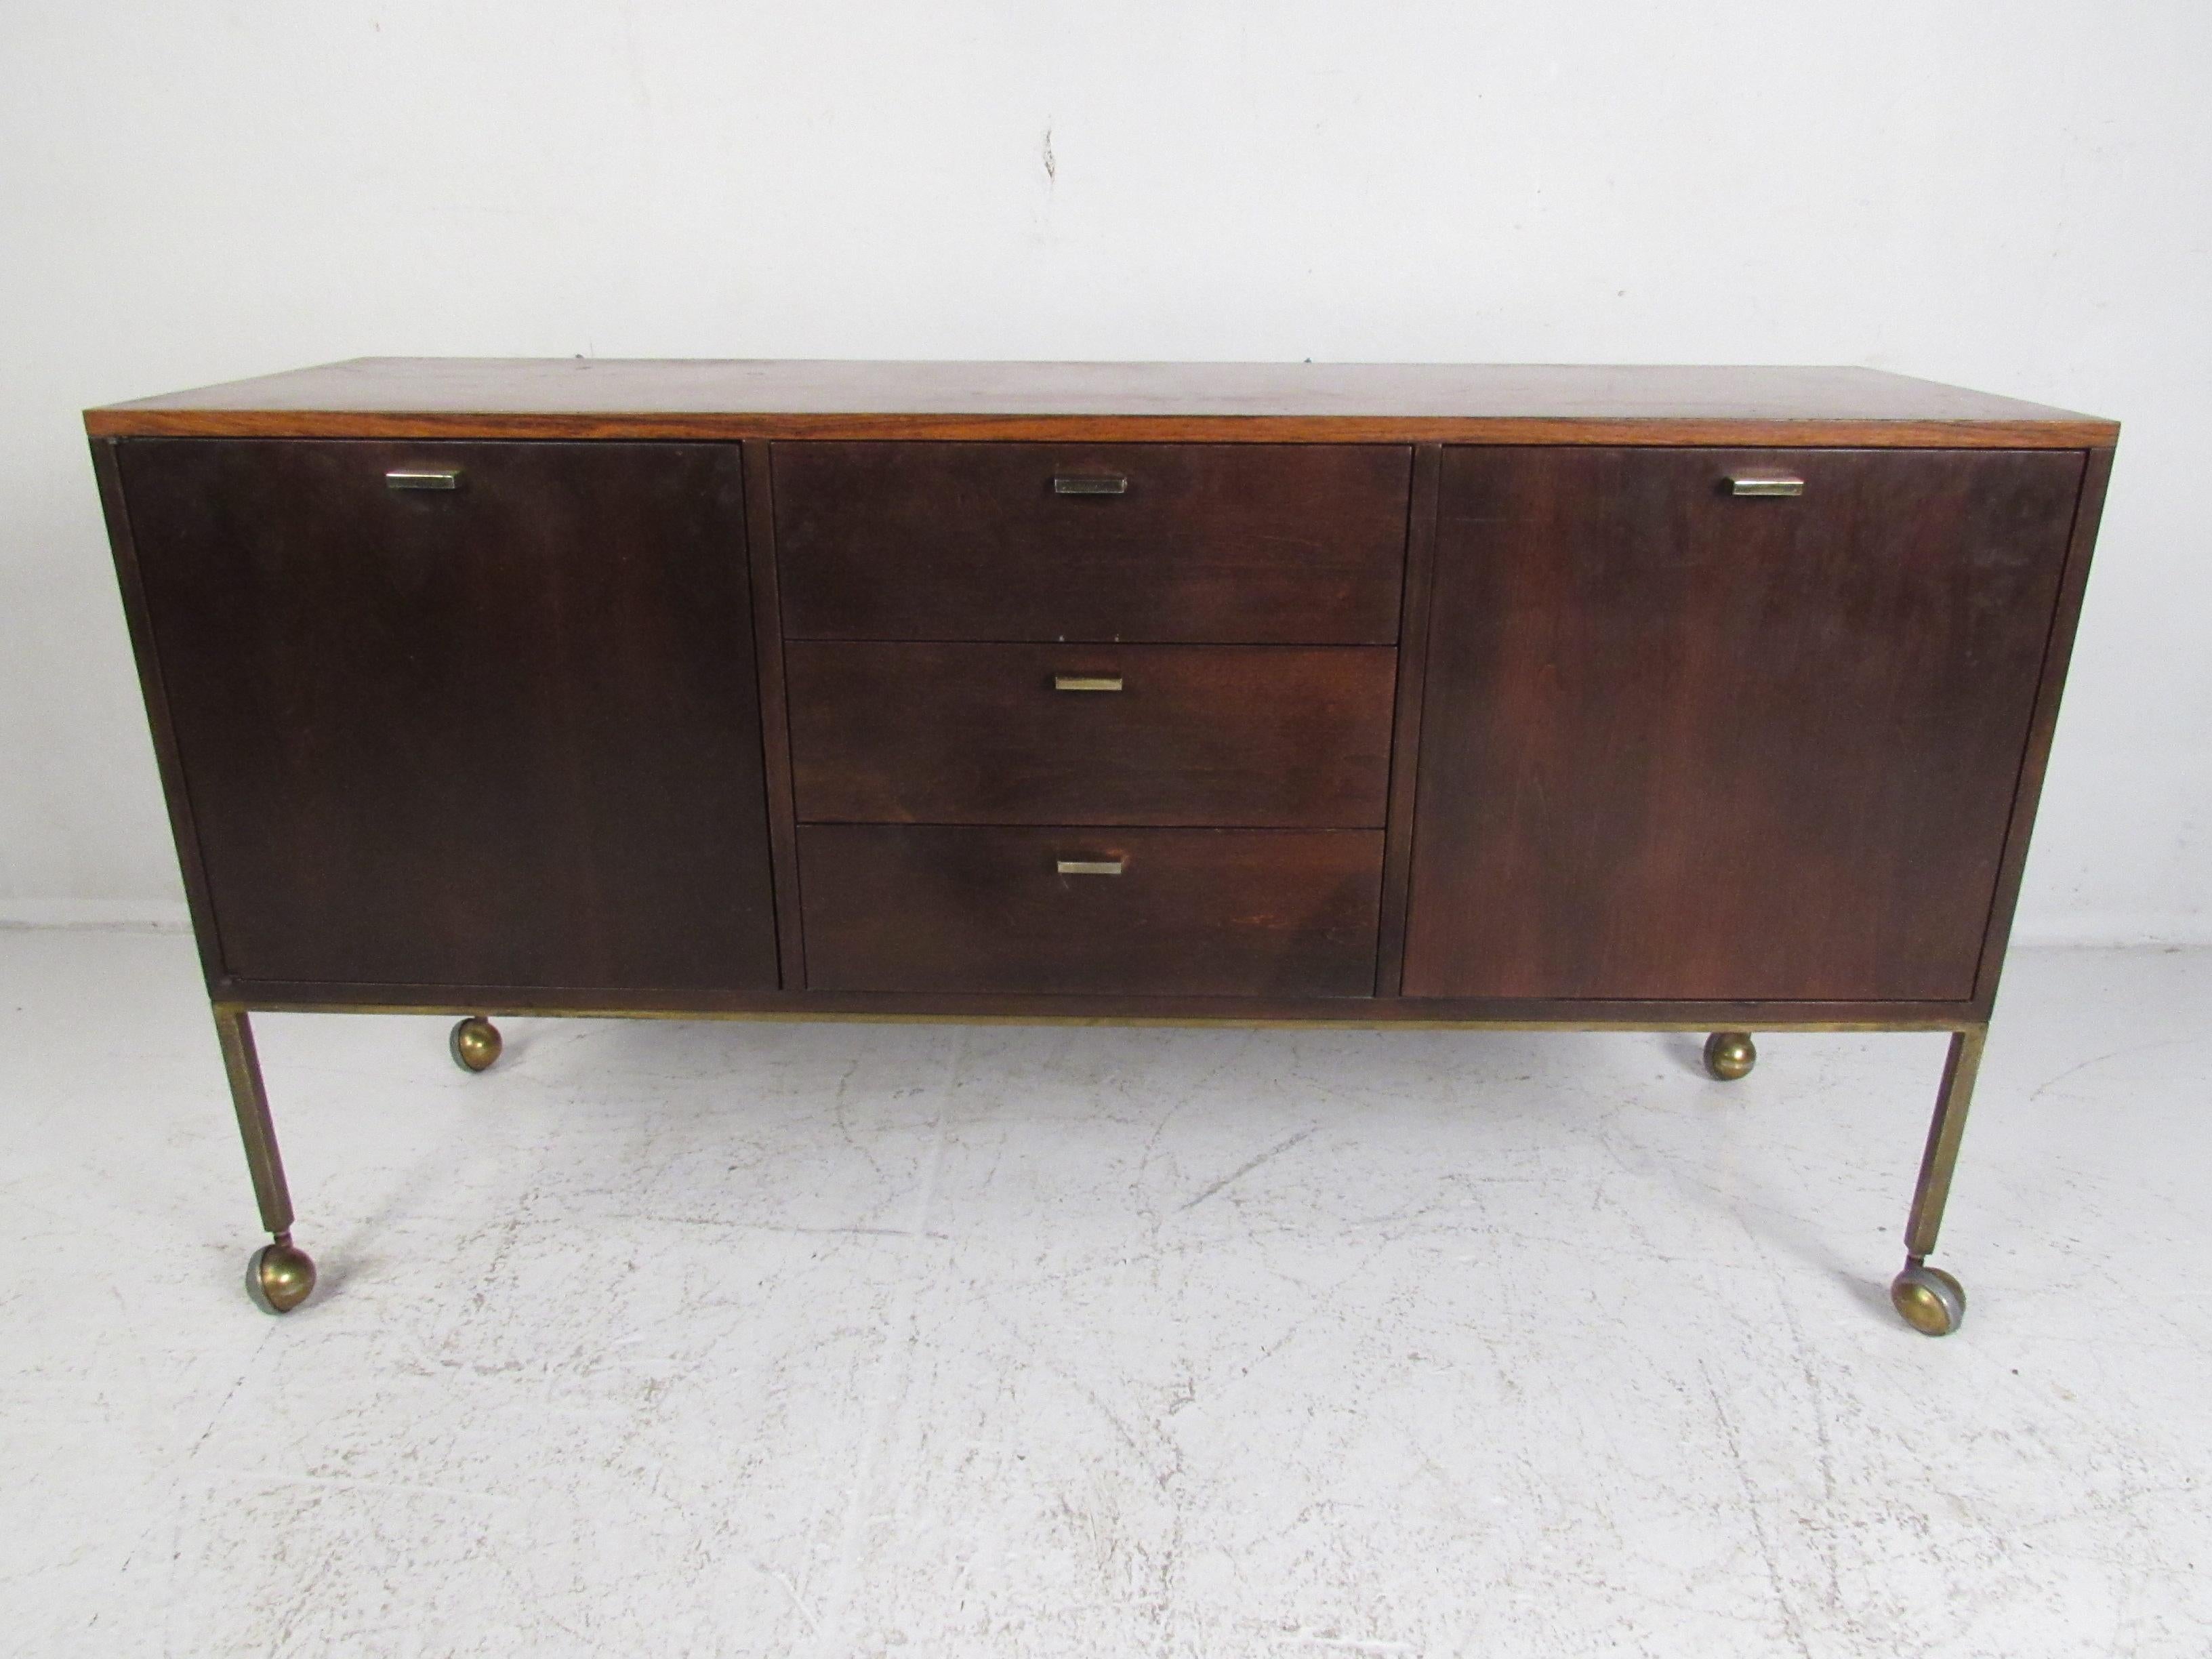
[1890, 1025, 1986, 1336]
[1703, 1031, 1756, 1081]
[214, 1005, 316, 1314]
[449, 1016, 503, 1073]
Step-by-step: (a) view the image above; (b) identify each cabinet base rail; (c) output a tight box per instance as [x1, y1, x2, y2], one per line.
[210, 1001, 1988, 1336]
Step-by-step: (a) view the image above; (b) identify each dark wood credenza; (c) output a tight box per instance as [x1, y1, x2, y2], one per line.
[85, 361, 2118, 1334]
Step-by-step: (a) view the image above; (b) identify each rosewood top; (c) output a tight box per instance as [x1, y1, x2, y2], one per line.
[85, 359, 2117, 448]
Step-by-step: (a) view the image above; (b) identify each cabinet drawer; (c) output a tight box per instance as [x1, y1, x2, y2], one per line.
[774, 442, 1410, 643]
[800, 825, 1384, 996]
[788, 642, 1395, 827]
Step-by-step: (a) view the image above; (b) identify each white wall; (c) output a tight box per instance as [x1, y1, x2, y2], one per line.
[3, 1, 2205, 941]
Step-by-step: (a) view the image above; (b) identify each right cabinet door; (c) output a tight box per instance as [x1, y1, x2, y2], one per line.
[1402, 447, 2085, 1002]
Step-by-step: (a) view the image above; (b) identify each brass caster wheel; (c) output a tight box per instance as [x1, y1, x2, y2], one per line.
[1703, 1031, 1757, 1082]
[450, 1016, 502, 1073]
[245, 1235, 316, 1315]
[1891, 1261, 1967, 1336]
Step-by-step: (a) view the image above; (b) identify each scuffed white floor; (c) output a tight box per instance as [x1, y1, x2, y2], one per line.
[0, 931, 2206, 1658]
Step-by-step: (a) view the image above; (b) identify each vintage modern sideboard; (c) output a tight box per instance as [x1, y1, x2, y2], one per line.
[85, 360, 2117, 1335]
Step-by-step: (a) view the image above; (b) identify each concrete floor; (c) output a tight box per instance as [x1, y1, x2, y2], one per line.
[0, 930, 2205, 1658]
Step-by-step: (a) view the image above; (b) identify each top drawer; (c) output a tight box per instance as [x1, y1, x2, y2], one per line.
[773, 443, 1411, 644]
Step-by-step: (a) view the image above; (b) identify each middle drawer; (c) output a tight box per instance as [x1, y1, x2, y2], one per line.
[787, 642, 1397, 828]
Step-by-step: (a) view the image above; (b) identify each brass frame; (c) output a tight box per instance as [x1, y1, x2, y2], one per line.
[209, 998, 1990, 1326]
[1905, 1025, 1988, 1263]
[213, 1004, 293, 1242]
[227, 999, 1968, 1032]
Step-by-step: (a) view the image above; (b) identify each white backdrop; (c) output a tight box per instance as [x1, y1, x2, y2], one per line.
[3, 2, 2204, 941]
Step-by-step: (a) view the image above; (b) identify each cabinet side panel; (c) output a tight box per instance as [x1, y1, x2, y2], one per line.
[1969, 446, 2114, 1008]
[1404, 446, 2085, 1002]
[1374, 445, 1443, 994]
[91, 439, 227, 985]
[120, 438, 779, 991]
[743, 441, 805, 989]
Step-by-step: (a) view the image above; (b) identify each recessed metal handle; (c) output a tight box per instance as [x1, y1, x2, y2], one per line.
[1053, 674, 1124, 693]
[1052, 474, 1128, 497]
[1728, 472, 1804, 498]
[1055, 858, 1126, 876]
[386, 468, 461, 491]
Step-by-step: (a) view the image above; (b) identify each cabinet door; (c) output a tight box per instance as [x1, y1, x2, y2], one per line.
[1402, 447, 2084, 1002]
[121, 439, 779, 990]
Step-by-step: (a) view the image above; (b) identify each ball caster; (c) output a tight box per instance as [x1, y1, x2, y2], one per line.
[245, 1235, 316, 1314]
[450, 1016, 502, 1073]
[1703, 1031, 1757, 1082]
[1891, 1261, 1967, 1336]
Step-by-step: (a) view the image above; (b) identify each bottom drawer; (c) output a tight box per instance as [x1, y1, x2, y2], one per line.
[800, 825, 1385, 997]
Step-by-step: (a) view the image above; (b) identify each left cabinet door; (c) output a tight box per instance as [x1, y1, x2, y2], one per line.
[119, 440, 780, 991]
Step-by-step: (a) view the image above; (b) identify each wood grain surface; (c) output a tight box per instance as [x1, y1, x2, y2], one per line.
[774, 441, 1410, 643]
[787, 642, 1397, 827]
[85, 359, 2117, 447]
[1965, 446, 2117, 1005]
[800, 825, 1385, 997]
[92, 365, 2113, 1027]
[1400, 446, 2086, 1002]
[119, 438, 781, 989]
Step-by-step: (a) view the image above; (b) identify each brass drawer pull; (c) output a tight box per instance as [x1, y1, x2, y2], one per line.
[1052, 474, 1128, 496]
[1055, 858, 1126, 876]
[1728, 472, 1805, 497]
[386, 468, 461, 491]
[1053, 674, 1124, 693]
